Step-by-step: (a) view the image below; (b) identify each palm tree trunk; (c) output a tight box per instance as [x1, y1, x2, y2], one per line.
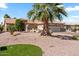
[41, 19, 51, 36]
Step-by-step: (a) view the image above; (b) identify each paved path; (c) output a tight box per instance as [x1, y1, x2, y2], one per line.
[0, 32, 79, 56]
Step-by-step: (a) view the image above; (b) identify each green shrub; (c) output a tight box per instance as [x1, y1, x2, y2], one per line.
[15, 19, 25, 31]
[72, 35, 79, 40]
[7, 25, 16, 35]
[0, 24, 4, 32]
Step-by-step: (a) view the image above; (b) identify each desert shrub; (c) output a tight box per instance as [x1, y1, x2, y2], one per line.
[7, 25, 16, 35]
[72, 35, 79, 40]
[15, 19, 25, 31]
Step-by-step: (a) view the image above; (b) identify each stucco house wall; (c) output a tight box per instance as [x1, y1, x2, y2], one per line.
[4, 18, 66, 32]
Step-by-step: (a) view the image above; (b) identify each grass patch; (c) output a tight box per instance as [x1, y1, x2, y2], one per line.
[0, 44, 43, 56]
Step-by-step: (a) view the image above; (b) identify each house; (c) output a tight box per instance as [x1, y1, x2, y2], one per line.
[4, 18, 27, 31]
[65, 24, 79, 32]
[4, 18, 66, 32]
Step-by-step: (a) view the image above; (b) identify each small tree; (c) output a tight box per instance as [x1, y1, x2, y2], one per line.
[15, 19, 25, 31]
[7, 25, 15, 35]
[13, 17, 17, 19]
[4, 14, 11, 18]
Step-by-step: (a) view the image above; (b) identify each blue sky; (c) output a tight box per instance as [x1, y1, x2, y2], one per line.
[0, 3, 79, 24]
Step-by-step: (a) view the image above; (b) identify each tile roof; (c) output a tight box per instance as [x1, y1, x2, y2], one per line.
[4, 18, 27, 24]
[4, 18, 15, 24]
[4, 18, 64, 25]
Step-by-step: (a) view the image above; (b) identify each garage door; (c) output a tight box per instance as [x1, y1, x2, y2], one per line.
[49, 27, 60, 32]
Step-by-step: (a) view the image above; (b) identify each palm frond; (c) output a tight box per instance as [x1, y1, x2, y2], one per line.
[27, 3, 68, 22]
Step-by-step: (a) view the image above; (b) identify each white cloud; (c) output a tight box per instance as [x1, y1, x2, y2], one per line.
[71, 16, 79, 18]
[0, 3, 7, 9]
[63, 18, 79, 25]
[70, 16, 79, 19]
[63, 15, 79, 25]
[66, 6, 79, 11]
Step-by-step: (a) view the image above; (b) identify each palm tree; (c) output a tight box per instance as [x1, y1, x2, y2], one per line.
[4, 14, 11, 18]
[27, 3, 67, 36]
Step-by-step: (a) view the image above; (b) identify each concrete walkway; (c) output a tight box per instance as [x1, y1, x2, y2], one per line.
[0, 32, 79, 56]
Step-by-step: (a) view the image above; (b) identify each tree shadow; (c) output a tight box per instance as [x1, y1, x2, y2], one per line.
[0, 46, 7, 51]
[0, 32, 5, 34]
[51, 35, 73, 40]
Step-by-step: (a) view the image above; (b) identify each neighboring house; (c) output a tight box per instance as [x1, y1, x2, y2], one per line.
[65, 24, 79, 32]
[4, 18, 66, 32]
[4, 18, 27, 31]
